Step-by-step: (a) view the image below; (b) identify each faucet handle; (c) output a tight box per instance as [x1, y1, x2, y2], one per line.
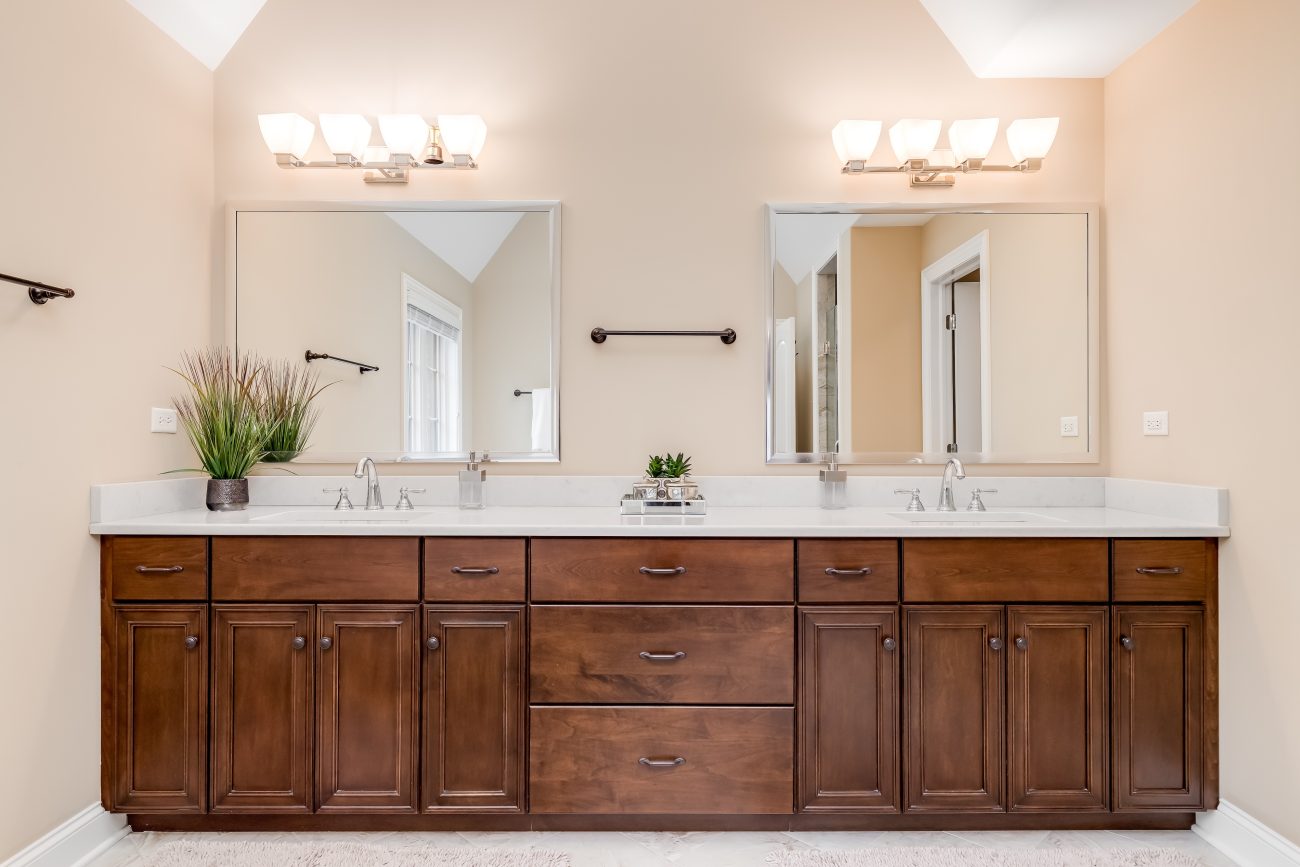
[894, 488, 925, 512]
[395, 487, 426, 511]
[967, 488, 998, 512]
[323, 486, 353, 511]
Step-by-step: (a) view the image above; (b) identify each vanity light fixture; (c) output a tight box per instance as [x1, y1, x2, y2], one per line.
[257, 111, 486, 184]
[833, 116, 1058, 186]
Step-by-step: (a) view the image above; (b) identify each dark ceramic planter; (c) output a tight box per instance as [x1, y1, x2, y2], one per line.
[206, 478, 249, 512]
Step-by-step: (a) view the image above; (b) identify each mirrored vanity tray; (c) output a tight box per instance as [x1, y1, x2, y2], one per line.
[620, 496, 708, 516]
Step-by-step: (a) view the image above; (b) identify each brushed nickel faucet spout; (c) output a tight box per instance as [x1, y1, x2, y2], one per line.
[937, 457, 966, 512]
[354, 456, 383, 510]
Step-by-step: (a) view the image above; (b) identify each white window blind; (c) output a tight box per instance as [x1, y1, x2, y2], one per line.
[403, 278, 462, 453]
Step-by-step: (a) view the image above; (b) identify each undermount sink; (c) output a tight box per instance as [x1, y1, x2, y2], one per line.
[252, 509, 431, 523]
[887, 510, 1059, 523]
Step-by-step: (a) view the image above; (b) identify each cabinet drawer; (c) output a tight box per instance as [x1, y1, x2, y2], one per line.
[798, 540, 899, 603]
[530, 606, 794, 704]
[1113, 540, 1212, 602]
[424, 538, 526, 602]
[903, 539, 1108, 602]
[529, 706, 794, 813]
[531, 539, 793, 602]
[212, 537, 419, 601]
[108, 536, 208, 601]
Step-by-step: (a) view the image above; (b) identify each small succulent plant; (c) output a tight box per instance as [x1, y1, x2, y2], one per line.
[647, 451, 693, 479]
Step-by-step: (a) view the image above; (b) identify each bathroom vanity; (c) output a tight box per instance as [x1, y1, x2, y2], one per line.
[96, 514, 1220, 832]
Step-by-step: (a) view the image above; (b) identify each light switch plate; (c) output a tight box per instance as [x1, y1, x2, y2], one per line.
[1143, 410, 1169, 436]
[150, 407, 178, 434]
[1060, 416, 1079, 437]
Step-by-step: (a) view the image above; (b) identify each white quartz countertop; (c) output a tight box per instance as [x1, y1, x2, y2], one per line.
[89, 504, 1227, 538]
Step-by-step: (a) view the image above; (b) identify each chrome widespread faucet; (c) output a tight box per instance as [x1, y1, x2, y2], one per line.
[937, 457, 966, 512]
[353, 456, 383, 510]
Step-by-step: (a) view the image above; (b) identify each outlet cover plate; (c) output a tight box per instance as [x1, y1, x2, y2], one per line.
[1143, 410, 1169, 436]
[150, 407, 178, 434]
[1060, 416, 1080, 437]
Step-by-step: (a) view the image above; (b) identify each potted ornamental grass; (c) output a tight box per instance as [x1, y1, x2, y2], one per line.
[258, 358, 331, 463]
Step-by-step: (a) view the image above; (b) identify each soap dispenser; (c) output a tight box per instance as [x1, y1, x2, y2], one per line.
[820, 453, 847, 510]
[459, 451, 487, 510]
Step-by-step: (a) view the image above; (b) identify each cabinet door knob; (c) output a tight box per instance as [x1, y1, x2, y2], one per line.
[989, 636, 1004, 651]
[1120, 635, 1135, 651]
[638, 756, 685, 767]
[183, 635, 199, 650]
[291, 636, 306, 650]
[319, 636, 333, 651]
[1014, 636, 1028, 651]
[882, 637, 897, 652]
[426, 636, 440, 651]
[825, 566, 873, 577]
[639, 566, 687, 576]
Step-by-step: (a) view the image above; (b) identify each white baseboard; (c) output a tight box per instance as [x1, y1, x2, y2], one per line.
[1, 804, 128, 867]
[1196, 800, 1300, 867]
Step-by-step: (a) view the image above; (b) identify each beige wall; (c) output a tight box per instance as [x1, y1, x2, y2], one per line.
[0, 1, 213, 859]
[236, 212, 476, 452]
[1105, 0, 1300, 844]
[213, 0, 1105, 476]
[470, 213, 554, 454]
[921, 213, 1089, 457]
[844, 227, 924, 452]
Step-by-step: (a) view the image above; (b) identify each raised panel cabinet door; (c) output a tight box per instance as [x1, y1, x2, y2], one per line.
[904, 606, 1005, 813]
[1007, 606, 1108, 812]
[211, 605, 313, 813]
[798, 607, 900, 812]
[422, 606, 525, 812]
[317, 606, 419, 813]
[1114, 606, 1205, 811]
[108, 605, 207, 813]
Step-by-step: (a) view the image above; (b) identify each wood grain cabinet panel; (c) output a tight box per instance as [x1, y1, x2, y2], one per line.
[212, 537, 419, 601]
[904, 606, 1004, 813]
[798, 608, 899, 812]
[316, 606, 419, 813]
[1112, 540, 1212, 602]
[530, 606, 794, 704]
[423, 538, 526, 602]
[530, 538, 793, 602]
[797, 540, 899, 603]
[107, 606, 207, 813]
[108, 536, 208, 601]
[422, 607, 525, 812]
[529, 706, 794, 814]
[211, 606, 313, 813]
[1114, 606, 1205, 811]
[1007, 606, 1108, 812]
[903, 539, 1108, 602]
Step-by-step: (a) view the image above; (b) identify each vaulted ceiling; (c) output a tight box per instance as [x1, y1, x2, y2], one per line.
[122, 0, 1200, 77]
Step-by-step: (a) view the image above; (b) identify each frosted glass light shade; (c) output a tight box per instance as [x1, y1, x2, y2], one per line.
[378, 114, 430, 157]
[831, 120, 882, 163]
[363, 145, 391, 164]
[319, 114, 372, 159]
[1007, 117, 1059, 162]
[926, 148, 956, 168]
[948, 118, 999, 163]
[258, 113, 315, 159]
[437, 115, 487, 158]
[889, 119, 942, 164]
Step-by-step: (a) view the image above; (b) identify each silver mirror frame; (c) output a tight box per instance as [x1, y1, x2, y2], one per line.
[765, 202, 1100, 465]
[225, 200, 562, 464]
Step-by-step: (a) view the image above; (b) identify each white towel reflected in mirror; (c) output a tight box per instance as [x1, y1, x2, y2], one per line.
[530, 387, 553, 452]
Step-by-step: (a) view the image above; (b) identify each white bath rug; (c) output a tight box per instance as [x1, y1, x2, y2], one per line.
[140, 840, 569, 867]
[768, 848, 1202, 867]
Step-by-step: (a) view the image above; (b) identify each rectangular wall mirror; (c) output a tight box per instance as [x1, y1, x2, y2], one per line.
[767, 204, 1098, 464]
[231, 202, 560, 463]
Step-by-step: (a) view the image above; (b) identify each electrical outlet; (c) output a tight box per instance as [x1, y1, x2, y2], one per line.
[1143, 410, 1169, 436]
[1060, 416, 1079, 437]
[150, 407, 178, 434]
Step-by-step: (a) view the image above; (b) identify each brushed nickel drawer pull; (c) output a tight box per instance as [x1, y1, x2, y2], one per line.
[639, 566, 686, 576]
[639, 756, 685, 767]
[639, 651, 687, 661]
[825, 566, 873, 577]
[135, 565, 184, 574]
[1135, 566, 1184, 575]
[451, 566, 500, 575]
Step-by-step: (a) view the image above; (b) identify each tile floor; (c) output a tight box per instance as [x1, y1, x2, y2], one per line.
[89, 829, 1237, 867]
